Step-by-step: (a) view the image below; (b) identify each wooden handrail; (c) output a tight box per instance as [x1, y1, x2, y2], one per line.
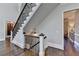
[12, 3, 27, 31]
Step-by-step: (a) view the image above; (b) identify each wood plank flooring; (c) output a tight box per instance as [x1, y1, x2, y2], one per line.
[64, 39, 79, 56]
[0, 38, 79, 56]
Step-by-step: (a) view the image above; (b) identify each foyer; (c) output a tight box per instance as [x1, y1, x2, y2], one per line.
[0, 3, 79, 56]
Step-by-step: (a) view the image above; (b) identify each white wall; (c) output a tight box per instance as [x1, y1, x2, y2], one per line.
[75, 10, 79, 43]
[0, 3, 19, 41]
[37, 3, 79, 50]
[23, 3, 59, 33]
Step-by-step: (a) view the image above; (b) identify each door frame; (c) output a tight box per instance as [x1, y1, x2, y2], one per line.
[5, 20, 15, 39]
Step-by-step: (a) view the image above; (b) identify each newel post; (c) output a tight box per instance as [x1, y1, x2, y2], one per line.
[39, 33, 47, 56]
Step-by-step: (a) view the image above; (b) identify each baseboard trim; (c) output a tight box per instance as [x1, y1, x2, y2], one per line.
[69, 38, 79, 47]
[69, 38, 74, 43]
[45, 42, 64, 50]
[74, 41, 79, 48]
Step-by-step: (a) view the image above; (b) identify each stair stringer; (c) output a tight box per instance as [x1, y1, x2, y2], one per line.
[11, 29, 25, 48]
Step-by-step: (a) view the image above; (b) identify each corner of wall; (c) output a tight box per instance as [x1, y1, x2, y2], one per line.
[45, 42, 64, 50]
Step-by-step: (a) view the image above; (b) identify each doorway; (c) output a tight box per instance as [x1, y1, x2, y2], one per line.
[64, 9, 79, 55]
[64, 10, 75, 42]
[6, 20, 14, 39]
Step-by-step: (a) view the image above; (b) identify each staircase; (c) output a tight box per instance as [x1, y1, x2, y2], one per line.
[11, 3, 41, 49]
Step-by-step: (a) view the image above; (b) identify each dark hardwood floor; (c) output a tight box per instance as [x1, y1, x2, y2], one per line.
[0, 38, 79, 56]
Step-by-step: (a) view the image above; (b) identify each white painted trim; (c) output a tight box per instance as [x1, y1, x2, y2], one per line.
[45, 42, 64, 50]
[4, 20, 6, 41]
[75, 33, 79, 37]
[11, 40, 24, 49]
[68, 35, 74, 43]
[39, 36, 44, 56]
[39, 51, 45, 56]
[69, 33, 77, 43]
[74, 41, 79, 48]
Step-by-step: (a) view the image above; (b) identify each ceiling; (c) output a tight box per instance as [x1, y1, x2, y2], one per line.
[23, 3, 59, 32]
